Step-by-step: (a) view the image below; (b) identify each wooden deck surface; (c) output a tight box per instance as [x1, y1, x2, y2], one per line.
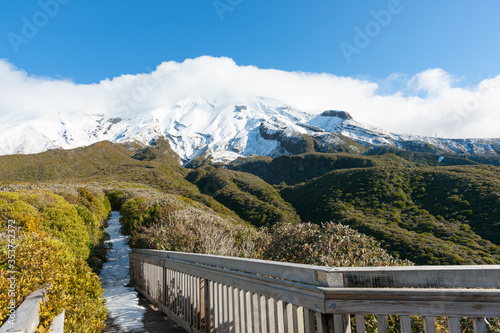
[103, 293, 187, 333]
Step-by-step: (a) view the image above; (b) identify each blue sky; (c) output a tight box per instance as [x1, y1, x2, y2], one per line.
[1, 0, 499, 85]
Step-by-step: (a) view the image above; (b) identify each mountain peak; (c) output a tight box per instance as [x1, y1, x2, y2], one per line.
[319, 110, 353, 120]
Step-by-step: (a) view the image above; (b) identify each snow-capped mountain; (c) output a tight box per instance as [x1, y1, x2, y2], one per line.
[1, 93, 499, 164]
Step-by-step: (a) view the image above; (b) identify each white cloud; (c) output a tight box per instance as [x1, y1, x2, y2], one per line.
[0, 56, 499, 138]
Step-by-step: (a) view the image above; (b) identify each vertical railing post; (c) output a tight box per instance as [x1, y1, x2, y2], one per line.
[129, 256, 134, 286]
[162, 267, 167, 307]
[316, 313, 330, 333]
[333, 314, 351, 333]
[200, 278, 211, 333]
[327, 314, 335, 333]
[473, 318, 487, 333]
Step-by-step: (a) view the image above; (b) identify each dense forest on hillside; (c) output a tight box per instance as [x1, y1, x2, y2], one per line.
[226, 151, 500, 265]
[281, 165, 500, 264]
[1, 139, 499, 329]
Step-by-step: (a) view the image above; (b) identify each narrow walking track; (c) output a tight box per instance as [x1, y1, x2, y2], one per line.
[101, 211, 187, 333]
[100, 211, 146, 332]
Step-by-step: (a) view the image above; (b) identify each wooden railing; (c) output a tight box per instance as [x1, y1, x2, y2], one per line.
[0, 288, 65, 333]
[129, 249, 500, 333]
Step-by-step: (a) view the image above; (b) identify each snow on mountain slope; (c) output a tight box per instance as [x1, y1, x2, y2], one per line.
[0, 94, 312, 162]
[306, 110, 500, 157]
[1, 97, 499, 164]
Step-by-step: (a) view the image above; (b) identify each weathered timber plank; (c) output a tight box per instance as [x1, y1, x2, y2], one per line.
[261, 295, 268, 333]
[323, 288, 500, 317]
[447, 317, 460, 333]
[228, 286, 235, 333]
[286, 303, 294, 333]
[324, 265, 500, 288]
[217, 282, 223, 333]
[209, 280, 215, 333]
[222, 284, 228, 333]
[333, 314, 344, 333]
[269, 297, 278, 333]
[423, 317, 436, 333]
[322, 287, 500, 302]
[133, 249, 329, 286]
[304, 309, 315, 333]
[297, 306, 305, 333]
[233, 287, 240, 333]
[355, 315, 365, 333]
[277, 301, 285, 333]
[0, 287, 45, 333]
[377, 315, 388, 333]
[48, 310, 65, 333]
[324, 299, 500, 317]
[473, 318, 487, 333]
[400, 316, 411, 333]
[246, 291, 253, 333]
[252, 293, 260, 333]
[239, 289, 246, 333]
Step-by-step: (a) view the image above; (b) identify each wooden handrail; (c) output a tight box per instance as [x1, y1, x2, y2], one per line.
[130, 249, 500, 333]
[133, 249, 330, 286]
[322, 288, 500, 317]
[133, 249, 500, 288]
[48, 310, 65, 333]
[0, 288, 64, 333]
[322, 265, 500, 288]
[0, 288, 45, 333]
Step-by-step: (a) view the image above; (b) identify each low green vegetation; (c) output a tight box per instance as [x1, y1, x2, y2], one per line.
[0, 186, 110, 331]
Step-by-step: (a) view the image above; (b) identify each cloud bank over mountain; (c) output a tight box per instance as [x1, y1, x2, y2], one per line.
[0, 56, 499, 138]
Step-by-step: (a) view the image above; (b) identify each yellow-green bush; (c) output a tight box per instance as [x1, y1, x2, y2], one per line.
[0, 232, 107, 332]
[0, 191, 90, 259]
[0, 187, 111, 330]
[0, 188, 112, 263]
[57, 187, 112, 271]
[57, 186, 111, 240]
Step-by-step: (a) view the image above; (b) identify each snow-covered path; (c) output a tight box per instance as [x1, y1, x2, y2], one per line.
[100, 211, 147, 332]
